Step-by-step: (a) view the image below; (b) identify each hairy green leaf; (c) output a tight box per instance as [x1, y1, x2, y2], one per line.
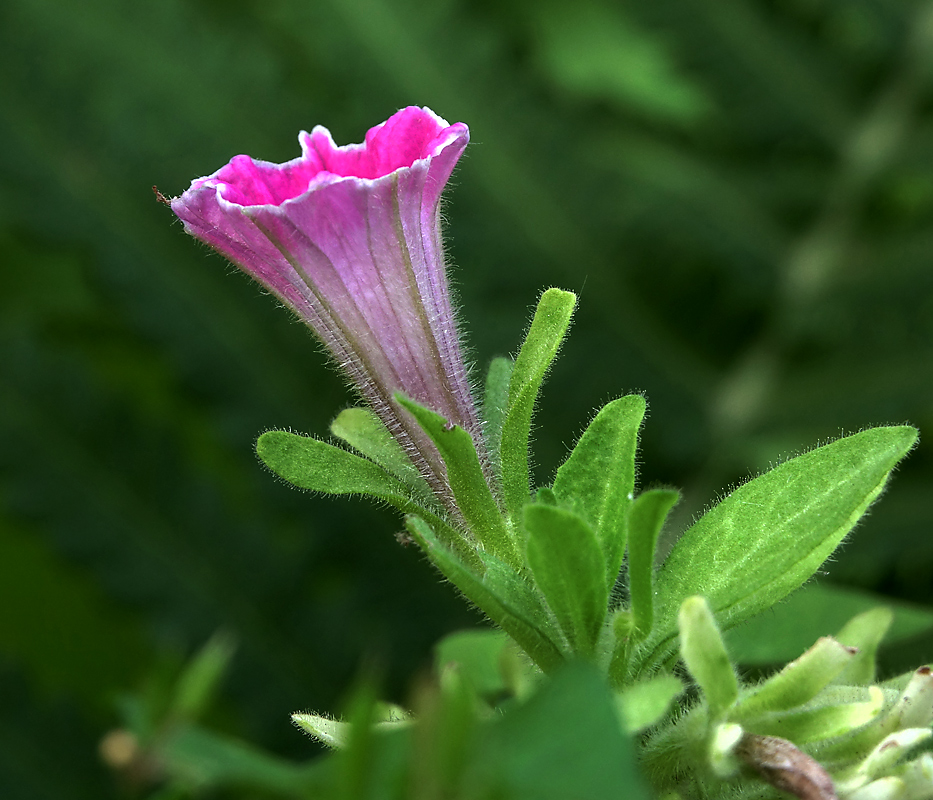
[642, 426, 918, 670]
[483, 356, 513, 475]
[500, 289, 576, 524]
[468, 662, 650, 799]
[406, 516, 564, 673]
[744, 687, 883, 744]
[628, 489, 680, 640]
[737, 637, 857, 718]
[396, 394, 517, 566]
[257, 429, 410, 500]
[615, 673, 684, 734]
[330, 407, 434, 504]
[525, 504, 608, 657]
[678, 596, 738, 719]
[553, 394, 646, 587]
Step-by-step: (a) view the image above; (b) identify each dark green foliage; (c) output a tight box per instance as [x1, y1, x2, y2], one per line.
[2, 0, 933, 796]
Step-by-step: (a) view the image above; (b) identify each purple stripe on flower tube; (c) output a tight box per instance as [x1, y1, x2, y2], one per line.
[171, 107, 482, 509]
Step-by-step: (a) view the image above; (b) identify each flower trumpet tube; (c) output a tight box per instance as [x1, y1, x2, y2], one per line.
[171, 107, 481, 510]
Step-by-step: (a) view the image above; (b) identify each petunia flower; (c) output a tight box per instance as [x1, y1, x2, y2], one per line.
[171, 107, 480, 509]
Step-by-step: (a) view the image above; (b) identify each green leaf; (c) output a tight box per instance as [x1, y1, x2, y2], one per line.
[643, 426, 918, 671]
[293, 713, 351, 749]
[500, 288, 576, 524]
[292, 706, 410, 750]
[608, 609, 636, 686]
[745, 686, 884, 744]
[396, 394, 517, 566]
[330, 407, 434, 505]
[628, 489, 680, 639]
[552, 394, 646, 587]
[257, 429, 472, 558]
[434, 629, 511, 699]
[834, 607, 894, 686]
[524, 504, 608, 657]
[467, 662, 650, 800]
[256, 429, 413, 504]
[678, 596, 738, 719]
[406, 516, 564, 674]
[737, 637, 857, 718]
[726, 583, 933, 666]
[482, 356, 513, 474]
[169, 633, 236, 722]
[615, 673, 684, 734]
[157, 723, 324, 794]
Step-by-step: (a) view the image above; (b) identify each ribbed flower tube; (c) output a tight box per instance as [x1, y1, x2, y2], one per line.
[171, 107, 480, 508]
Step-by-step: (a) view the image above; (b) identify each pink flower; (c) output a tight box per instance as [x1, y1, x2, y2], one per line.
[172, 107, 479, 505]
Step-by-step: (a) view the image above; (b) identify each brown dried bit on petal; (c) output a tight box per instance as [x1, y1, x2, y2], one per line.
[736, 733, 838, 800]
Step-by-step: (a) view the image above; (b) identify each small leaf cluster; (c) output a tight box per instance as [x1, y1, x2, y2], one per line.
[647, 596, 933, 799]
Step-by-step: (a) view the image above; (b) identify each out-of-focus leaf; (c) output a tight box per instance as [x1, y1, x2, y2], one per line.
[466, 662, 650, 799]
[727, 583, 933, 666]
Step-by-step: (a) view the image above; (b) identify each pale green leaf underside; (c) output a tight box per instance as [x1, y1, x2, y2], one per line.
[640, 426, 917, 671]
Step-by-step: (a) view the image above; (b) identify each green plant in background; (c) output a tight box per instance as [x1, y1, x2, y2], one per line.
[102, 107, 930, 799]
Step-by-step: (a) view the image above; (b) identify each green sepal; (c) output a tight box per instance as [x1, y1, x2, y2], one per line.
[744, 686, 884, 744]
[642, 426, 918, 671]
[678, 596, 738, 720]
[553, 394, 646, 588]
[330, 407, 435, 507]
[500, 288, 576, 524]
[524, 503, 608, 658]
[406, 515, 564, 674]
[396, 394, 518, 567]
[628, 489, 680, 640]
[736, 636, 857, 718]
[483, 356, 513, 475]
[834, 607, 894, 686]
[615, 673, 684, 734]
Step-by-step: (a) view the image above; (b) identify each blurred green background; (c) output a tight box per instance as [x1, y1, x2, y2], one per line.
[2, 0, 932, 796]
